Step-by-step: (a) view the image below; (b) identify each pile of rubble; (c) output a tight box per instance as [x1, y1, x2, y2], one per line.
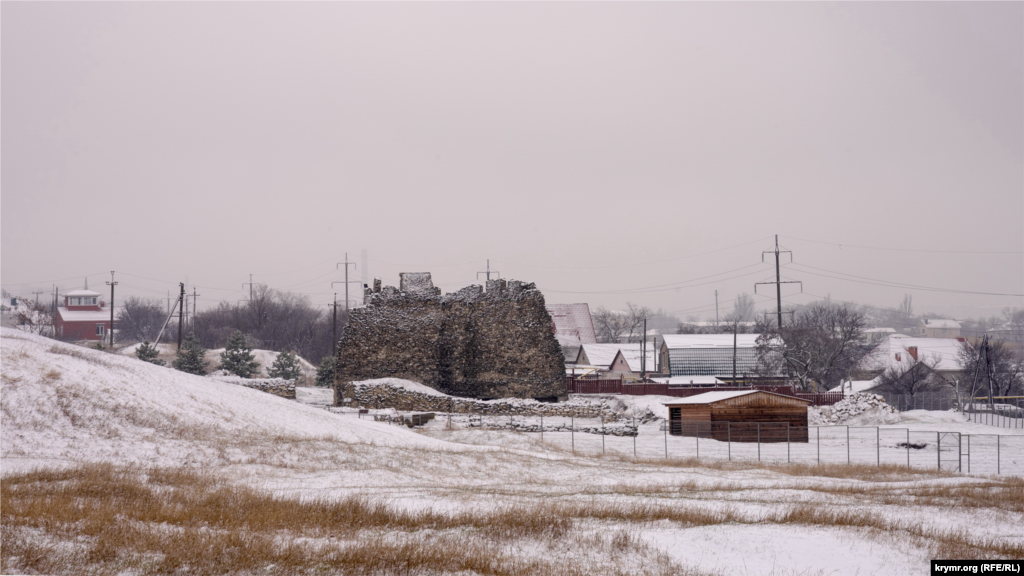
[810, 393, 899, 425]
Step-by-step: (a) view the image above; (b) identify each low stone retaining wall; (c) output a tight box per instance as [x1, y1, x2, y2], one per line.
[211, 376, 296, 399]
[342, 381, 617, 420]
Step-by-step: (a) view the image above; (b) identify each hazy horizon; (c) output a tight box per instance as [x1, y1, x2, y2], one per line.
[3, 2, 1021, 322]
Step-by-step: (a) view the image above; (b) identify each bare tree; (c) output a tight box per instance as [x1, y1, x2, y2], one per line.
[624, 302, 651, 343]
[754, 301, 868, 391]
[873, 353, 942, 402]
[957, 337, 1023, 400]
[724, 293, 756, 323]
[117, 297, 166, 343]
[193, 287, 337, 364]
[593, 307, 629, 343]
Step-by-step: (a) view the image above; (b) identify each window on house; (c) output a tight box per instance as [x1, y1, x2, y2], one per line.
[96, 324, 105, 336]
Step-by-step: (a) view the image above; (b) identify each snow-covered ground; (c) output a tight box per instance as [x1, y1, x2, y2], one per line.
[3, 328, 1022, 575]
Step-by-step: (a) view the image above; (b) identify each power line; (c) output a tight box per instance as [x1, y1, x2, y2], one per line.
[494, 237, 772, 270]
[786, 262, 1024, 297]
[539, 264, 767, 295]
[781, 235, 1023, 255]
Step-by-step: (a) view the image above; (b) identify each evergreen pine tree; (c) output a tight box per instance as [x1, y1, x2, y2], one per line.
[268, 350, 302, 381]
[219, 330, 259, 378]
[173, 333, 209, 375]
[135, 341, 166, 366]
[315, 356, 336, 387]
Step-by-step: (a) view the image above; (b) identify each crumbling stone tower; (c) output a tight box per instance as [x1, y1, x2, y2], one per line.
[334, 273, 566, 403]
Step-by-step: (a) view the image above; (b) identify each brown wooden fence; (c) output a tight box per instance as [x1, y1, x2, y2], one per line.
[564, 376, 844, 406]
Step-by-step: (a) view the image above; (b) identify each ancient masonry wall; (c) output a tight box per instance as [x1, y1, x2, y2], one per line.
[210, 375, 296, 399]
[334, 275, 566, 403]
[344, 382, 616, 420]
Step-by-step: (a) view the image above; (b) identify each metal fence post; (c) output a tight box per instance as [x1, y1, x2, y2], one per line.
[540, 415, 543, 443]
[997, 435, 1001, 475]
[847, 426, 850, 465]
[664, 419, 668, 459]
[907, 429, 910, 468]
[571, 415, 575, 455]
[757, 422, 761, 462]
[728, 421, 732, 461]
[877, 427, 880, 467]
[601, 415, 605, 455]
[696, 422, 700, 459]
[816, 426, 820, 465]
[633, 416, 636, 458]
[787, 422, 790, 463]
[967, 435, 970, 474]
[937, 432, 941, 471]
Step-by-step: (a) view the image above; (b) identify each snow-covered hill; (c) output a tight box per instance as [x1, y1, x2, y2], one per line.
[2, 329, 443, 474]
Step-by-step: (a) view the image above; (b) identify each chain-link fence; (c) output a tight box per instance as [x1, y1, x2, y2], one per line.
[343, 409, 1024, 477]
[878, 392, 1024, 430]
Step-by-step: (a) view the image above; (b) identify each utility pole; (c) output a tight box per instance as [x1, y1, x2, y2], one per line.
[105, 271, 118, 348]
[328, 293, 340, 356]
[715, 290, 719, 325]
[732, 321, 738, 384]
[243, 274, 256, 302]
[476, 259, 501, 283]
[755, 235, 801, 329]
[177, 283, 185, 350]
[31, 290, 45, 308]
[641, 318, 647, 379]
[334, 253, 360, 313]
[192, 288, 201, 333]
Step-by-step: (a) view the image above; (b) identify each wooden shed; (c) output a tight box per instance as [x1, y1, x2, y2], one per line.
[664, 390, 811, 443]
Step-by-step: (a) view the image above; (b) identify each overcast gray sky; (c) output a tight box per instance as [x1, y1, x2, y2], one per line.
[2, 2, 1021, 320]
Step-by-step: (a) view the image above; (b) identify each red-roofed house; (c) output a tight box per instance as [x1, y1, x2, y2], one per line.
[55, 289, 111, 341]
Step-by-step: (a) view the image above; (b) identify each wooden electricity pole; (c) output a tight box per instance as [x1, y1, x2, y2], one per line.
[176, 283, 185, 350]
[105, 271, 118, 347]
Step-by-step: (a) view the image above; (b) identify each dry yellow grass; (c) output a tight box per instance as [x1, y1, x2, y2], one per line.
[1, 464, 695, 576]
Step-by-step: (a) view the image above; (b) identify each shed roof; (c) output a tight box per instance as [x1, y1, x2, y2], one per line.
[663, 390, 812, 406]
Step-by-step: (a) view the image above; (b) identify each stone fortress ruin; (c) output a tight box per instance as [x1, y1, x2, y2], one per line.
[334, 273, 567, 405]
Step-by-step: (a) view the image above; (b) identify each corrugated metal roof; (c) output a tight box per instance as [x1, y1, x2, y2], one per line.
[662, 334, 760, 349]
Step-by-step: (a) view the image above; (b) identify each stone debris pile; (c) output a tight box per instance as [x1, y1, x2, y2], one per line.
[810, 393, 898, 425]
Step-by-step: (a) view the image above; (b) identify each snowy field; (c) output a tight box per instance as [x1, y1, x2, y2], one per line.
[3, 329, 1023, 575]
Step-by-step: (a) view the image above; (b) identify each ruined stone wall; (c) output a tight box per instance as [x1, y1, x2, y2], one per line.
[335, 275, 566, 401]
[210, 376, 296, 399]
[343, 381, 614, 419]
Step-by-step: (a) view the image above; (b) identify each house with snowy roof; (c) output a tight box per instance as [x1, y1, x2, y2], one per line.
[548, 303, 597, 361]
[914, 318, 961, 338]
[575, 343, 663, 377]
[55, 287, 111, 341]
[857, 334, 965, 378]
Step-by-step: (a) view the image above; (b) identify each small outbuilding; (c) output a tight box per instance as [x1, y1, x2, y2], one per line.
[664, 390, 811, 443]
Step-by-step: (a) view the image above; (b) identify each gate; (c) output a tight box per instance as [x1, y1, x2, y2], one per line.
[938, 432, 962, 472]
